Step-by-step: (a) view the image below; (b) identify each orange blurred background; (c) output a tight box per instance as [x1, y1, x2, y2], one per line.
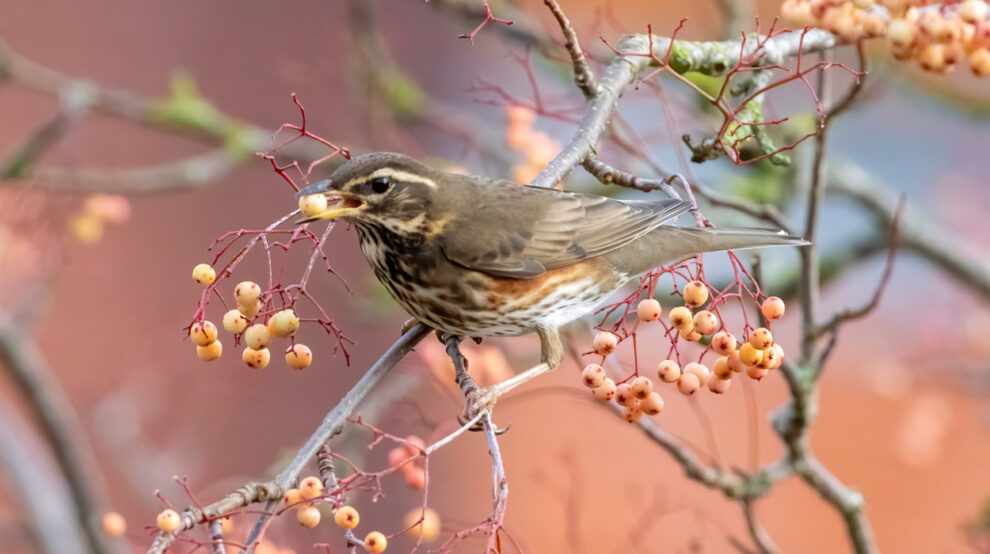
[1, 1, 989, 553]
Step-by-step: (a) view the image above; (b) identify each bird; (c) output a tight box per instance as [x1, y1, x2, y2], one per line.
[296, 152, 806, 418]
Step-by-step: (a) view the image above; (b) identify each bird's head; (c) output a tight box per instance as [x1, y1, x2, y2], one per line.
[296, 152, 444, 234]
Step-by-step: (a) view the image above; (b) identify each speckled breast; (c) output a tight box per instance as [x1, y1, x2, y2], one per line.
[355, 225, 628, 337]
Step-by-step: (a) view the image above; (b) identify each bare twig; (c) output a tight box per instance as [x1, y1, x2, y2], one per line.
[543, 0, 596, 98]
[146, 323, 431, 553]
[531, 29, 838, 188]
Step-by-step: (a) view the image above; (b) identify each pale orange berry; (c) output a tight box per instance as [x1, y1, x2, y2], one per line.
[334, 506, 360, 529]
[710, 331, 736, 356]
[623, 401, 643, 423]
[668, 306, 693, 330]
[506, 104, 536, 128]
[684, 362, 711, 386]
[920, 43, 950, 71]
[770, 344, 785, 369]
[761, 297, 786, 320]
[749, 328, 773, 349]
[739, 343, 764, 366]
[221, 516, 233, 534]
[746, 365, 769, 380]
[657, 360, 681, 383]
[297, 505, 321, 528]
[581, 364, 606, 388]
[244, 324, 272, 350]
[677, 373, 701, 395]
[190, 321, 218, 347]
[102, 512, 126, 536]
[708, 376, 732, 394]
[630, 376, 653, 399]
[640, 392, 664, 415]
[861, 12, 887, 37]
[757, 346, 779, 370]
[403, 507, 441, 542]
[852, 0, 873, 9]
[692, 310, 718, 335]
[781, 0, 815, 25]
[364, 531, 388, 553]
[156, 509, 181, 532]
[887, 18, 917, 48]
[284, 488, 304, 506]
[268, 309, 300, 338]
[238, 299, 262, 318]
[196, 340, 223, 362]
[222, 309, 249, 333]
[299, 476, 323, 500]
[285, 344, 313, 370]
[960, 0, 988, 24]
[388, 447, 407, 468]
[298, 194, 329, 218]
[404, 466, 426, 489]
[192, 264, 216, 287]
[70, 213, 103, 243]
[592, 377, 617, 401]
[683, 281, 709, 307]
[970, 48, 990, 76]
[637, 298, 662, 322]
[234, 281, 262, 306]
[592, 331, 618, 356]
[615, 383, 636, 406]
[403, 435, 426, 456]
[85, 194, 131, 224]
[242, 347, 271, 369]
[919, 10, 951, 42]
[728, 350, 747, 373]
[713, 357, 732, 380]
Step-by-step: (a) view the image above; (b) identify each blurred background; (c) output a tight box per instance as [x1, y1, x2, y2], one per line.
[1, 0, 989, 553]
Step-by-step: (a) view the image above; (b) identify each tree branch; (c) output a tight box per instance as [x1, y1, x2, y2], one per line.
[146, 323, 431, 554]
[0, 314, 117, 554]
[531, 29, 838, 188]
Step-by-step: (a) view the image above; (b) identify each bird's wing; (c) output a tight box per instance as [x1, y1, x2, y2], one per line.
[438, 181, 691, 278]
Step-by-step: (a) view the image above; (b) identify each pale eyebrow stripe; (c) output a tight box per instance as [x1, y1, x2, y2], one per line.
[340, 168, 438, 190]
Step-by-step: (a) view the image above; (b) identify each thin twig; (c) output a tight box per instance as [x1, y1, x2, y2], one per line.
[544, 0, 596, 98]
[146, 323, 431, 554]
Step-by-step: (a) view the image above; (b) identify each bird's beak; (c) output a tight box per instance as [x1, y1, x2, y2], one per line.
[295, 179, 364, 222]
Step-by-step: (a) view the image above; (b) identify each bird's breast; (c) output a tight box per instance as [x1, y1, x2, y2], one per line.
[355, 224, 629, 336]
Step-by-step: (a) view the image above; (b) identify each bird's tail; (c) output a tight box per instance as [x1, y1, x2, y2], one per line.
[608, 226, 808, 276]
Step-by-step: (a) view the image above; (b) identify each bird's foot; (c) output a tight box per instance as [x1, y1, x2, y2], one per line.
[459, 385, 510, 434]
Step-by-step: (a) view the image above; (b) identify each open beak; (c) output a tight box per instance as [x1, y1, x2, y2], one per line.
[295, 179, 364, 223]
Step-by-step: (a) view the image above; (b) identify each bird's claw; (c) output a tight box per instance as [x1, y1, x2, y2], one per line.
[458, 386, 510, 434]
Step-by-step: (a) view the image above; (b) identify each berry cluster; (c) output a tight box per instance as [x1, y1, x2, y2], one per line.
[69, 193, 131, 244]
[189, 269, 314, 371]
[285, 481, 387, 553]
[505, 105, 561, 184]
[781, 0, 888, 41]
[387, 436, 427, 490]
[583, 276, 787, 422]
[782, 0, 990, 76]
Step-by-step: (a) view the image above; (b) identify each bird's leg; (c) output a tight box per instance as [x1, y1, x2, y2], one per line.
[462, 326, 563, 422]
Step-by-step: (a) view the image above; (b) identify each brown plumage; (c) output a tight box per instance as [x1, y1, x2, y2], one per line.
[297, 152, 806, 405]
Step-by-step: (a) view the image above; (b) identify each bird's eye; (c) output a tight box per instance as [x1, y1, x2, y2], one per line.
[370, 177, 392, 194]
